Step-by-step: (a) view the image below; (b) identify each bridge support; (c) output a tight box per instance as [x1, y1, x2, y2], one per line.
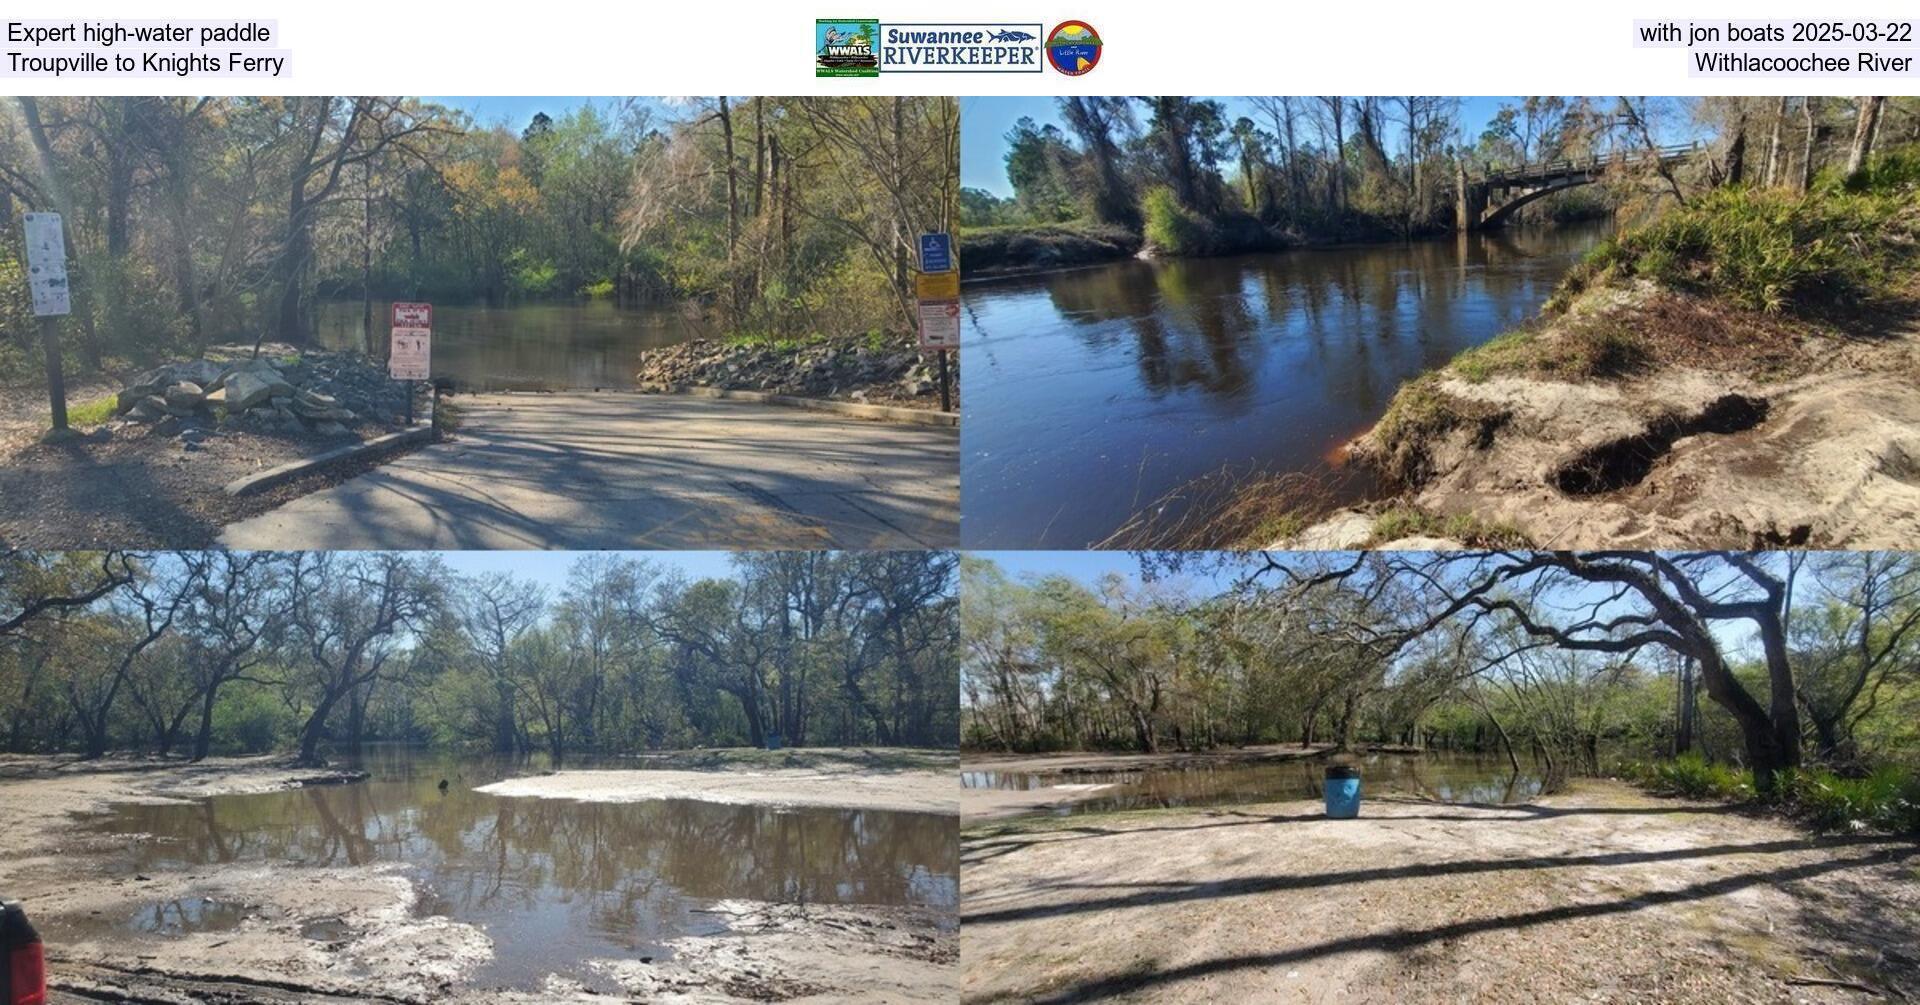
[1456, 161, 1488, 233]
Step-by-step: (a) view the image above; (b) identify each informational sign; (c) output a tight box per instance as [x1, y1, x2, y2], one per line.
[917, 299, 960, 350]
[389, 302, 432, 381]
[391, 301, 433, 328]
[390, 328, 430, 380]
[22, 212, 70, 317]
[914, 269, 960, 301]
[918, 232, 953, 274]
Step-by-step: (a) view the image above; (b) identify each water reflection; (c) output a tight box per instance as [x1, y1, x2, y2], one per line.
[315, 299, 707, 391]
[67, 748, 955, 990]
[961, 223, 1612, 547]
[962, 752, 1546, 816]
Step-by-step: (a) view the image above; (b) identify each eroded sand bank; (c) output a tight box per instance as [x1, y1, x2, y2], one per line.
[961, 780, 1920, 1003]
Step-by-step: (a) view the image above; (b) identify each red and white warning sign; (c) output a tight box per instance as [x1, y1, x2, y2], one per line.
[917, 299, 960, 350]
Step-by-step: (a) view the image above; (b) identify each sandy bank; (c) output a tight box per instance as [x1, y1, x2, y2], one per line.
[478, 764, 958, 815]
[961, 780, 1920, 1003]
[1290, 282, 1920, 550]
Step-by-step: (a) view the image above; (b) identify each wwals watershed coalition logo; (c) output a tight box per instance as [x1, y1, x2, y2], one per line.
[817, 18, 1095, 75]
[815, 19, 880, 77]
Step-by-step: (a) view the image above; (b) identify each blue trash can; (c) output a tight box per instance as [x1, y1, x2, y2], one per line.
[1324, 765, 1361, 819]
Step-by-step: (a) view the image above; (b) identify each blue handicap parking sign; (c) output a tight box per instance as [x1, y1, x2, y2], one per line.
[919, 233, 953, 273]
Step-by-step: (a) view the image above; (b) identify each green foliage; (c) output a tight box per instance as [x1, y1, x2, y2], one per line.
[1558, 162, 1916, 314]
[1620, 752, 1756, 800]
[1778, 765, 1920, 834]
[1141, 186, 1219, 257]
[60, 395, 117, 428]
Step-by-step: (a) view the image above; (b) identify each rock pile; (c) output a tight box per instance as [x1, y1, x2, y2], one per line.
[112, 349, 409, 439]
[634, 336, 957, 409]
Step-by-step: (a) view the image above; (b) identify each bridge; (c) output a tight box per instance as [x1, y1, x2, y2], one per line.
[1456, 142, 1701, 230]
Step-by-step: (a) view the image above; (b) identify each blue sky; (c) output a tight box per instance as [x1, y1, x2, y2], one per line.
[426, 96, 674, 132]
[960, 96, 1703, 197]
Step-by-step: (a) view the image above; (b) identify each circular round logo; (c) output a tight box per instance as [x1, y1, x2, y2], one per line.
[1045, 20, 1101, 75]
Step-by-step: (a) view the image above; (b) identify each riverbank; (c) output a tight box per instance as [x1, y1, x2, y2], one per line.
[0, 752, 957, 1004]
[634, 332, 956, 410]
[1274, 176, 1920, 550]
[960, 779, 1920, 1003]
[963, 745, 1342, 821]
[960, 223, 1143, 279]
[479, 746, 958, 814]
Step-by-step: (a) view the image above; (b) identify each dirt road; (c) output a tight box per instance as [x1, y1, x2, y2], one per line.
[961, 780, 1920, 1003]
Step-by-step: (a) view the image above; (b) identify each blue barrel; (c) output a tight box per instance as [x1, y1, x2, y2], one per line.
[1324, 765, 1361, 819]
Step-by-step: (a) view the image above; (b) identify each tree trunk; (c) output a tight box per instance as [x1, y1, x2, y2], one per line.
[1764, 96, 1788, 187]
[1799, 97, 1819, 192]
[1845, 96, 1886, 184]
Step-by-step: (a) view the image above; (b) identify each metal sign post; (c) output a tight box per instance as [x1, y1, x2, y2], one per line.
[389, 302, 432, 425]
[23, 213, 72, 432]
[915, 232, 959, 412]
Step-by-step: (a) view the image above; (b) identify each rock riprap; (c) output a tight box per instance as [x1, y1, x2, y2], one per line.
[111, 348, 410, 439]
[634, 336, 956, 409]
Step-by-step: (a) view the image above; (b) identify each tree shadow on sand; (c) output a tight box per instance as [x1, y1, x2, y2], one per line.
[999, 841, 1919, 1003]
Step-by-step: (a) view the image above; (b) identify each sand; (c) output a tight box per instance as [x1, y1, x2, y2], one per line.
[961, 780, 1920, 1004]
[477, 764, 959, 814]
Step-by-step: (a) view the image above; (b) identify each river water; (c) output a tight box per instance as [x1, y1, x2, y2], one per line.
[962, 751, 1545, 817]
[316, 299, 707, 391]
[61, 747, 956, 992]
[959, 224, 1613, 548]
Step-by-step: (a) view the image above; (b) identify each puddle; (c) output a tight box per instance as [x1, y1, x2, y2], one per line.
[60, 747, 957, 991]
[128, 895, 264, 935]
[965, 752, 1548, 816]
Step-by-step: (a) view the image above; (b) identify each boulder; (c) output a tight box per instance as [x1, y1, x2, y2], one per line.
[314, 420, 350, 437]
[127, 395, 168, 422]
[164, 381, 206, 410]
[149, 415, 183, 438]
[224, 369, 294, 411]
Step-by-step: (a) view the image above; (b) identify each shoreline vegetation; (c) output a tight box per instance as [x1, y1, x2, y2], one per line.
[1095, 110, 1919, 550]
[959, 96, 1617, 278]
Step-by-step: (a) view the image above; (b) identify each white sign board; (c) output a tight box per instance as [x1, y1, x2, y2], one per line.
[22, 212, 70, 317]
[389, 327, 431, 380]
[917, 298, 960, 350]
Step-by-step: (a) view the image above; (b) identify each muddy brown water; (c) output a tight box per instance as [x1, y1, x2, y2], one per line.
[316, 299, 708, 391]
[960, 223, 1614, 548]
[963, 751, 1546, 817]
[59, 747, 957, 992]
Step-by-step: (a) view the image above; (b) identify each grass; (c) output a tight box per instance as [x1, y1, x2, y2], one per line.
[1451, 318, 1650, 384]
[1368, 505, 1531, 547]
[1365, 375, 1509, 488]
[57, 394, 119, 428]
